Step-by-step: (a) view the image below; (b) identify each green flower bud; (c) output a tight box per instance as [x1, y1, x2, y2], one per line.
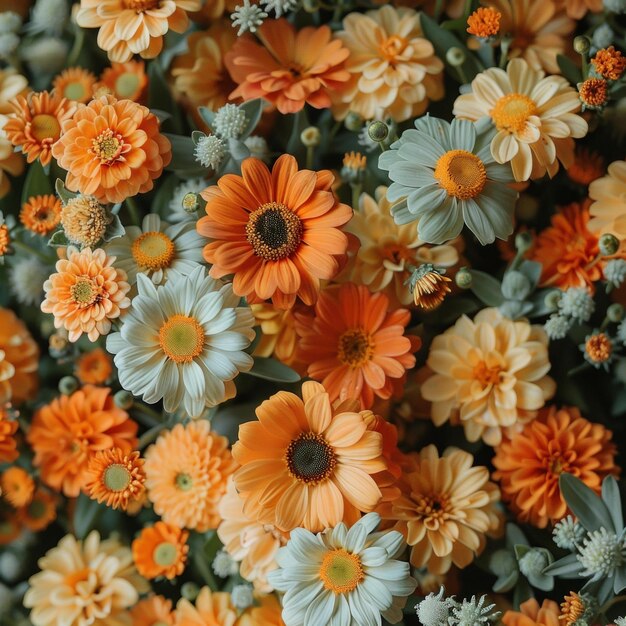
[502, 270, 532, 300]
[446, 47, 466, 67]
[574, 36, 591, 55]
[544, 290, 562, 312]
[181, 582, 200, 601]
[515, 231, 533, 254]
[182, 192, 199, 214]
[344, 112, 363, 132]
[455, 267, 472, 289]
[367, 120, 389, 143]
[302, 0, 320, 12]
[59, 376, 78, 396]
[599, 233, 620, 256]
[300, 126, 321, 148]
[114, 390, 134, 410]
[607, 303, 624, 322]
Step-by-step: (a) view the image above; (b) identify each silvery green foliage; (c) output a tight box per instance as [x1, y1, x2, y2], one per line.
[516, 546, 554, 591]
[416, 588, 501, 626]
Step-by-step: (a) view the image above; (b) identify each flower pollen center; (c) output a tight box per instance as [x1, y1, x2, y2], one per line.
[337, 328, 374, 367]
[103, 464, 132, 492]
[491, 93, 537, 134]
[132, 231, 175, 271]
[286, 432, 336, 484]
[115, 73, 140, 98]
[70, 277, 100, 306]
[153, 541, 178, 567]
[64, 568, 91, 591]
[159, 315, 205, 363]
[416, 495, 450, 529]
[434, 149, 487, 200]
[64, 82, 86, 101]
[319, 549, 364, 594]
[30, 114, 61, 143]
[379, 35, 408, 62]
[473, 360, 502, 388]
[91, 129, 124, 164]
[175, 472, 193, 491]
[246, 202, 303, 261]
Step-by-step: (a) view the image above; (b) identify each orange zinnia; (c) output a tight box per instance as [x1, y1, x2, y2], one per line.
[20, 194, 62, 235]
[53, 67, 97, 104]
[225, 18, 350, 114]
[232, 380, 386, 533]
[4, 91, 75, 166]
[130, 596, 175, 626]
[51, 95, 172, 204]
[492, 405, 619, 528]
[27, 385, 138, 497]
[1, 466, 35, 508]
[0, 407, 18, 463]
[294, 283, 419, 409]
[16, 488, 57, 531]
[198, 155, 352, 309]
[503, 599, 560, 626]
[96, 61, 148, 102]
[132, 521, 189, 580]
[75, 348, 113, 385]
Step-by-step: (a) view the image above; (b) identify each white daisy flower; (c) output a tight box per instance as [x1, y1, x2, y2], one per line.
[105, 213, 206, 285]
[268, 512, 416, 626]
[106, 266, 255, 418]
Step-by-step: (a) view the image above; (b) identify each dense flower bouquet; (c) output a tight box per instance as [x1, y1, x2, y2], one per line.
[0, 0, 625, 625]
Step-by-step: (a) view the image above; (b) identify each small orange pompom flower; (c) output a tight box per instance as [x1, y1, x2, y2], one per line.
[52, 68, 97, 104]
[467, 7, 501, 37]
[132, 521, 189, 580]
[1, 466, 35, 508]
[0, 407, 18, 463]
[592, 46, 626, 81]
[504, 599, 561, 626]
[75, 348, 113, 385]
[51, 95, 172, 204]
[20, 194, 62, 235]
[16, 488, 57, 531]
[579, 78, 609, 109]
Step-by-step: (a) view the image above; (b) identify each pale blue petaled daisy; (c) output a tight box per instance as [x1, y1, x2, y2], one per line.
[106, 266, 255, 418]
[378, 116, 517, 246]
[268, 512, 416, 626]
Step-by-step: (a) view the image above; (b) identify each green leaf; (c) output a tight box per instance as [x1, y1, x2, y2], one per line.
[148, 61, 183, 134]
[163, 134, 206, 176]
[198, 106, 215, 128]
[55, 178, 78, 204]
[21, 160, 53, 206]
[517, 260, 542, 288]
[247, 357, 300, 383]
[557, 55, 582, 86]
[493, 571, 518, 593]
[103, 214, 126, 242]
[48, 230, 70, 247]
[602, 476, 624, 534]
[469, 269, 504, 306]
[228, 138, 251, 162]
[239, 99, 264, 139]
[542, 553, 582, 578]
[506, 523, 529, 548]
[191, 130, 205, 145]
[559, 473, 615, 532]
[73, 494, 102, 539]
[152, 173, 181, 219]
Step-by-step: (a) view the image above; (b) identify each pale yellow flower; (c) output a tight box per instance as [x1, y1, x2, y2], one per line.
[0, 68, 28, 114]
[588, 160, 626, 239]
[0, 114, 24, 199]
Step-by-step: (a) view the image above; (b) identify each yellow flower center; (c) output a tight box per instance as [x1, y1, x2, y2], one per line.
[175, 472, 193, 491]
[30, 114, 61, 143]
[153, 541, 178, 567]
[337, 328, 374, 367]
[379, 35, 408, 62]
[434, 150, 487, 200]
[491, 93, 537, 134]
[319, 549, 364, 594]
[64, 82, 86, 101]
[91, 128, 124, 164]
[115, 73, 140, 98]
[64, 568, 91, 591]
[473, 360, 502, 387]
[286, 432, 336, 484]
[246, 202, 303, 261]
[70, 277, 100, 306]
[132, 231, 175, 271]
[103, 464, 132, 492]
[159, 315, 205, 363]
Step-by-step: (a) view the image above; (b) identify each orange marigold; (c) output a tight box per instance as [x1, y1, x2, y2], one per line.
[225, 18, 350, 114]
[27, 385, 138, 497]
[567, 146, 604, 186]
[0, 407, 18, 463]
[52, 67, 97, 104]
[51, 95, 172, 204]
[75, 348, 113, 385]
[3, 91, 75, 166]
[579, 77, 609, 109]
[16, 488, 57, 531]
[492, 405, 619, 528]
[0, 220, 10, 255]
[130, 596, 175, 626]
[41, 246, 131, 343]
[1, 467, 34, 508]
[19, 194, 62, 235]
[132, 521, 189, 580]
[467, 7, 501, 37]
[96, 61, 148, 102]
[84, 448, 146, 510]
[503, 599, 560, 626]
[198, 155, 352, 309]
[592, 46, 626, 80]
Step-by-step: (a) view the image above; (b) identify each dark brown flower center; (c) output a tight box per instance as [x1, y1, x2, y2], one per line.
[285, 432, 336, 484]
[246, 202, 303, 261]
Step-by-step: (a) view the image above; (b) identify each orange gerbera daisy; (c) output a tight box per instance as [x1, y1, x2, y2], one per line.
[75, 348, 113, 385]
[84, 448, 146, 510]
[144, 420, 236, 532]
[0, 307, 39, 405]
[503, 599, 560, 626]
[52, 67, 97, 104]
[132, 521, 189, 580]
[41, 246, 131, 342]
[225, 18, 350, 114]
[51, 95, 172, 204]
[493, 405, 618, 528]
[563, 0, 603, 18]
[27, 385, 138, 497]
[20, 194, 62, 235]
[16, 488, 57, 531]
[0, 407, 18, 463]
[130, 596, 175, 626]
[198, 155, 352, 309]
[1, 467, 35, 508]
[4, 91, 75, 166]
[76, 0, 202, 63]
[294, 283, 419, 409]
[232, 381, 386, 533]
[95, 61, 148, 102]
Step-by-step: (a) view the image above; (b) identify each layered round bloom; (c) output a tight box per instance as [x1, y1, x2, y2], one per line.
[344, 187, 460, 307]
[333, 6, 444, 122]
[51, 95, 172, 204]
[0, 68, 29, 114]
[60, 195, 111, 248]
[198, 155, 352, 309]
[379, 445, 501, 574]
[52, 67, 97, 103]
[17, 488, 57, 532]
[75, 348, 113, 385]
[28, 385, 138, 497]
[233, 381, 386, 532]
[132, 521, 189, 580]
[588, 160, 626, 238]
[0, 407, 18, 463]
[19, 194, 62, 235]
[3, 91, 75, 166]
[217, 479, 289, 593]
[0, 114, 24, 199]
[492, 406, 618, 528]
[96, 61, 148, 102]
[225, 18, 350, 114]
[379, 117, 517, 245]
[76, 0, 202, 63]
[144, 420, 236, 531]
[0, 306, 39, 405]
[107, 266, 255, 417]
[24, 531, 148, 626]
[294, 283, 419, 409]
[105, 213, 205, 285]
[41, 246, 131, 343]
[453, 59, 588, 182]
[269, 513, 416, 626]
[502, 599, 560, 626]
[131, 596, 175, 626]
[1, 466, 35, 507]
[421, 307, 555, 446]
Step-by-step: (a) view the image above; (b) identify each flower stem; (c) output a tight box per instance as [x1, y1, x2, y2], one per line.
[11, 239, 53, 263]
[138, 423, 167, 450]
[125, 197, 141, 227]
[351, 183, 362, 211]
[306, 145, 315, 170]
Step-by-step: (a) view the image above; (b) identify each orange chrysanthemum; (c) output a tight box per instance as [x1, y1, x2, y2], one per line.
[225, 18, 350, 114]
[84, 448, 146, 510]
[75, 348, 113, 385]
[130, 596, 175, 626]
[132, 521, 189, 580]
[16, 488, 57, 531]
[467, 7, 501, 37]
[96, 61, 148, 102]
[294, 283, 419, 409]
[76, 0, 202, 63]
[579, 78, 608, 109]
[233, 380, 386, 533]
[0, 307, 39, 405]
[144, 420, 236, 532]
[28, 385, 138, 497]
[592, 46, 626, 81]
[53, 67, 97, 104]
[567, 146, 604, 186]
[0, 221, 9, 256]
[503, 599, 560, 626]
[1, 466, 35, 508]
[198, 155, 352, 309]
[0, 407, 18, 463]
[51, 95, 172, 204]
[559, 593, 585, 626]
[41, 246, 131, 342]
[3, 91, 75, 166]
[20, 194, 62, 235]
[493, 405, 619, 528]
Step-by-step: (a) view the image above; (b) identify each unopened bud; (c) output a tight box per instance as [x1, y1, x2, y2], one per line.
[367, 120, 389, 143]
[515, 231, 533, 253]
[599, 233, 619, 256]
[114, 390, 134, 410]
[446, 47, 466, 67]
[607, 303, 624, 322]
[574, 36, 591, 55]
[59, 376, 78, 395]
[455, 267, 472, 289]
[300, 126, 321, 148]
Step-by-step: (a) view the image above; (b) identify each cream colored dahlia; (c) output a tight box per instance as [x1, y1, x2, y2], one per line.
[588, 160, 626, 239]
